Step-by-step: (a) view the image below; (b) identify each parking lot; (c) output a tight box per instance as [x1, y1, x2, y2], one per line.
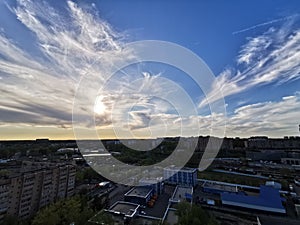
[144, 192, 171, 218]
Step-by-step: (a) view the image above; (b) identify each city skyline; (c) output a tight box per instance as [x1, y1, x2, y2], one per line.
[0, 0, 300, 140]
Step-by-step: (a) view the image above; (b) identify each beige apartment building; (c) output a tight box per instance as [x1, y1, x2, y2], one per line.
[0, 161, 76, 220]
[0, 179, 10, 221]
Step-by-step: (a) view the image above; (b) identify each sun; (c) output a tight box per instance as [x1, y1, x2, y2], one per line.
[94, 96, 106, 115]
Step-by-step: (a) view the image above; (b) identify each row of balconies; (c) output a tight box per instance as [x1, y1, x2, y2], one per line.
[0, 165, 76, 219]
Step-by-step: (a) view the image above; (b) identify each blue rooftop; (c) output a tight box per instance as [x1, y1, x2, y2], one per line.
[221, 185, 286, 213]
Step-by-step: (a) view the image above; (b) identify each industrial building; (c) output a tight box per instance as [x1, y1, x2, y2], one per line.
[163, 167, 197, 187]
[221, 185, 286, 214]
[124, 186, 154, 206]
[139, 177, 164, 195]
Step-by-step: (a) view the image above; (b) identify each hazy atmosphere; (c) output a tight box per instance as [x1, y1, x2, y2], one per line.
[0, 0, 300, 140]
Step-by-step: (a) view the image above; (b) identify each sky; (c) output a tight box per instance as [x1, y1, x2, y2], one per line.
[0, 0, 300, 140]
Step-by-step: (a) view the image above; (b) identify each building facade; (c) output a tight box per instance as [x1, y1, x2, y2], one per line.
[0, 180, 10, 221]
[0, 161, 76, 220]
[281, 158, 300, 166]
[139, 177, 164, 195]
[164, 167, 197, 187]
[247, 136, 300, 150]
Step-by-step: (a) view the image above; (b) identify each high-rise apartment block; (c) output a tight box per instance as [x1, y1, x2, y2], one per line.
[0, 161, 76, 220]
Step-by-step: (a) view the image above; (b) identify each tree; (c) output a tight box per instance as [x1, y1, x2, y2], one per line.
[32, 196, 94, 225]
[1, 215, 19, 225]
[175, 202, 218, 225]
[88, 211, 114, 225]
[151, 221, 170, 225]
[1, 215, 30, 225]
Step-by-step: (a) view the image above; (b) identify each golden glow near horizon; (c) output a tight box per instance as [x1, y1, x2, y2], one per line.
[1, 1, 300, 141]
[1, 124, 299, 141]
[0, 126, 115, 140]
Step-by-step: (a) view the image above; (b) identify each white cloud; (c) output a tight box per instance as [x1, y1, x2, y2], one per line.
[0, 0, 191, 139]
[232, 14, 299, 35]
[186, 93, 300, 138]
[227, 94, 300, 137]
[1, 1, 299, 139]
[200, 18, 300, 108]
[0, 0, 129, 129]
[237, 34, 272, 65]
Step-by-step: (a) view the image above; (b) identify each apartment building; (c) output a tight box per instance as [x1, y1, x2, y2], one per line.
[0, 161, 76, 220]
[0, 180, 10, 221]
[247, 136, 300, 150]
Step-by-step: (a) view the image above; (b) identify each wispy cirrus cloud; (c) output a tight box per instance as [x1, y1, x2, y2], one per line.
[1, 0, 300, 139]
[227, 93, 300, 136]
[0, 0, 188, 139]
[200, 18, 300, 108]
[232, 14, 299, 35]
[0, 0, 130, 130]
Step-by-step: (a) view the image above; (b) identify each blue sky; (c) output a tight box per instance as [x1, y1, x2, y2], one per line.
[0, 0, 300, 139]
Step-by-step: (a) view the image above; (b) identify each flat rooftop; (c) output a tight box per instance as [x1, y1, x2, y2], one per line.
[171, 186, 193, 202]
[203, 182, 238, 193]
[139, 177, 163, 183]
[108, 201, 140, 217]
[164, 166, 197, 172]
[125, 186, 153, 198]
[221, 186, 286, 214]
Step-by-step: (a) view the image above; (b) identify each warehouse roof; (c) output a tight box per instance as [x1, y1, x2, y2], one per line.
[221, 185, 286, 214]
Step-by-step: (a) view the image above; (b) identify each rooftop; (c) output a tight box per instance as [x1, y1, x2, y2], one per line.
[170, 186, 193, 202]
[139, 177, 163, 184]
[125, 186, 153, 198]
[164, 166, 197, 172]
[108, 201, 140, 218]
[221, 185, 286, 214]
[203, 182, 238, 193]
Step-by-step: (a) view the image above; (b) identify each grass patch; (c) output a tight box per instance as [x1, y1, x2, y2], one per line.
[198, 171, 266, 187]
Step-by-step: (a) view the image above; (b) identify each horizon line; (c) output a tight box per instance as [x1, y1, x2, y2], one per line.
[1, 135, 300, 142]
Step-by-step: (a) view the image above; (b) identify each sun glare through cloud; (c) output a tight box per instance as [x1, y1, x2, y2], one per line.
[1, 1, 300, 225]
[0, 0, 299, 140]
